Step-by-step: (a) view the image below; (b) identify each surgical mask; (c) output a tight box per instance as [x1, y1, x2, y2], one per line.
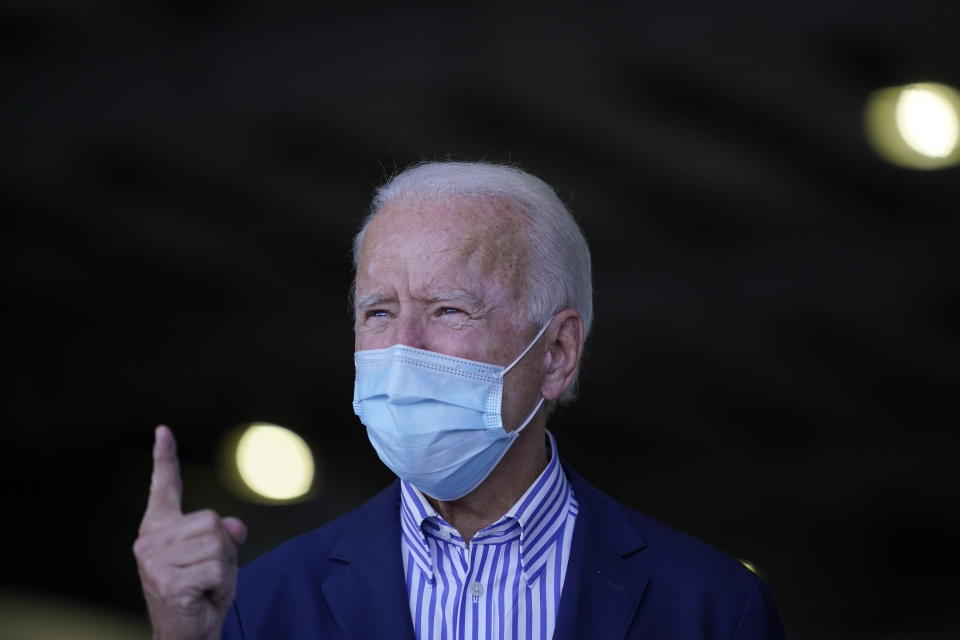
[352, 321, 550, 501]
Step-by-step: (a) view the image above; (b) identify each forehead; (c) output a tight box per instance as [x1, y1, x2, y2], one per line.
[356, 196, 528, 296]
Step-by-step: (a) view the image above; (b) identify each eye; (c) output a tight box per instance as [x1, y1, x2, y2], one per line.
[439, 307, 464, 316]
[365, 309, 390, 319]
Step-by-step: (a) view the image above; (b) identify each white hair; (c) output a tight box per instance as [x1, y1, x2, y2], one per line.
[352, 161, 593, 403]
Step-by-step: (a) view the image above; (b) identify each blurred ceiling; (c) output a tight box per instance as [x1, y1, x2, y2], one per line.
[4, 1, 959, 638]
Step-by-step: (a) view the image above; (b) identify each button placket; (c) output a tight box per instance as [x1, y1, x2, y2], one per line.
[469, 581, 484, 602]
[466, 541, 486, 604]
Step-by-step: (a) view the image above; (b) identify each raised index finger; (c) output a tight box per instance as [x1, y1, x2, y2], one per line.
[141, 425, 183, 529]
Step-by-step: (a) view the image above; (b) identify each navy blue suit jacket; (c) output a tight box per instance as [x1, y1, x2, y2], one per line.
[223, 464, 786, 639]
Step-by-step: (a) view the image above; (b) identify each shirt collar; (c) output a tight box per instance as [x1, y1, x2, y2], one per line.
[399, 430, 572, 584]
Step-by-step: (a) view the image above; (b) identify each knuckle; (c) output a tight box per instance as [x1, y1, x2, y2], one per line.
[132, 536, 148, 558]
[196, 509, 220, 529]
[208, 535, 225, 556]
[207, 562, 225, 585]
[141, 555, 161, 576]
[157, 579, 179, 602]
[173, 594, 195, 613]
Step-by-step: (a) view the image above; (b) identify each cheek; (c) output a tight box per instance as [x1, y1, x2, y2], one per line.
[424, 332, 492, 362]
[354, 325, 394, 351]
[499, 356, 545, 430]
[465, 331, 521, 366]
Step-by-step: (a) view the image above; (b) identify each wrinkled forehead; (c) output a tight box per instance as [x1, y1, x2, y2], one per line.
[357, 196, 531, 286]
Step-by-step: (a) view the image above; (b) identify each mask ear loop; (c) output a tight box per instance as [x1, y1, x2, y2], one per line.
[499, 319, 553, 377]
[511, 396, 545, 436]
[497, 318, 552, 435]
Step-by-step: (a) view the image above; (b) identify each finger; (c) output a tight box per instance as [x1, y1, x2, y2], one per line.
[143, 425, 183, 527]
[136, 510, 229, 556]
[164, 519, 244, 566]
[161, 532, 230, 567]
[169, 558, 233, 602]
[221, 517, 247, 547]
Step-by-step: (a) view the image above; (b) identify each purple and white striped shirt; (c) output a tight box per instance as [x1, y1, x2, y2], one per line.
[399, 431, 578, 640]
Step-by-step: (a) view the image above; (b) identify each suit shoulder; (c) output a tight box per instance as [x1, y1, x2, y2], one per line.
[238, 481, 399, 587]
[621, 503, 760, 589]
[225, 482, 404, 639]
[617, 505, 786, 639]
[565, 464, 759, 594]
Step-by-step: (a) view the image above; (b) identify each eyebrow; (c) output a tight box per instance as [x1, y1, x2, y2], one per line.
[354, 292, 397, 309]
[354, 289, 484, 309]
[423, 289, 484, 308]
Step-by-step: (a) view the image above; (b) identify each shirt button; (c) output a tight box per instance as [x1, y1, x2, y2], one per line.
[440, 528, 452, 541]
[469, 582, 484, 597]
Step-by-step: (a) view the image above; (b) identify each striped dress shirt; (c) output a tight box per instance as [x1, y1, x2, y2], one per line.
[399, 431, 579, 640]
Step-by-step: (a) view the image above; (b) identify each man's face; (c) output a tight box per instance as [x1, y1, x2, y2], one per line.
[353, 196, 546, 432]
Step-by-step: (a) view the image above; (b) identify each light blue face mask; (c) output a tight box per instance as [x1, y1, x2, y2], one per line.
[352, 321, 551, 501]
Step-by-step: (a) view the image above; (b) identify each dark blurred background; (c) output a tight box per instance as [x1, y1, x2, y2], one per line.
[3, 1, 959, 638]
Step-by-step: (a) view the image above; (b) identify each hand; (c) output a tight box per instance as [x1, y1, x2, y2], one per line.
[133, 426, 247, 640]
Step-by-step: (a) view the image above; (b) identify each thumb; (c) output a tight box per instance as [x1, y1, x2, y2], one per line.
[221, 516, 248, 547]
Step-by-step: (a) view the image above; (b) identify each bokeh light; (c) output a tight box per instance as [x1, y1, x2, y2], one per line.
[866, 82, 960, 169]
[230, 423, 315, 502]
[739, 559, 760, 575]
[896, 85, 959, 158]
[0, 589, 149, 639]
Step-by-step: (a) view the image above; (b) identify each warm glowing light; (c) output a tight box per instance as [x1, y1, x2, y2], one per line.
[896, 86, 959, 158]
[235, 423, 314, 501]
[739, 559, 759, 575]
[865, 82, 960, 169]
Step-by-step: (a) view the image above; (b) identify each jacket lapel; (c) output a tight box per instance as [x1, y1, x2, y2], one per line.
[321, 481, 416, 640]
[317, 467, 646, 640]
[554, 465, 649, 640]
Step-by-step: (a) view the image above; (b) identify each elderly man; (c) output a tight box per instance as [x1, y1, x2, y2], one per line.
[134, 162, 786, 639]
